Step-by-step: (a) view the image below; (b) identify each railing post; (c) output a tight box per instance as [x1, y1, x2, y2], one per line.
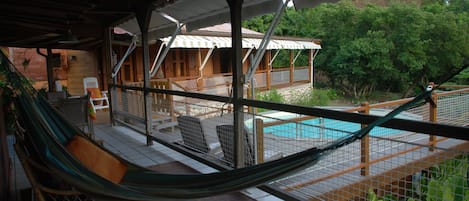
[289, 50, 293, 86]
[255, 118, 264, 163]
[429, 92, 437, 151]
[122, 83, 128, 115]
[196, 76, 204, 92]
[308, 49, 312, 86]
[246, 82, 255, 114]
[229, 0, 246, 168]
[359, 102, 370, 176]
[266, 52, 272, 90]
[224, 81, 232, 112]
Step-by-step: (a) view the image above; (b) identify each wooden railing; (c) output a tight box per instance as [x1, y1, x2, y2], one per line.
[252, 86, 469, 194]
[117, 79, 176, 128]
[170, 67, 310, 96]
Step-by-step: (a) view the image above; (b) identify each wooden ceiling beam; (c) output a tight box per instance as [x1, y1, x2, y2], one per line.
[0, 18, 64, 32]
[0, 15, 70, 28]
[0, 5, 84, 18]
[8, 33, 61, 44]
[4, 0, 96, 12]
[0, 0, 161, 50]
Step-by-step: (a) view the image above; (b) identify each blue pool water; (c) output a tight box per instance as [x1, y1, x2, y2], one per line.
[248, 110, 419, 139]
[263, 118, 403, 139]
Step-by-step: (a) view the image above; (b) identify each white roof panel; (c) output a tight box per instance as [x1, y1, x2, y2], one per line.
[273, 40, 304, 49]
[161, 35, 214, 48]
[205, 36, 233, 48]
[296, 40, 322, 49]
[161, 35, 321, 50]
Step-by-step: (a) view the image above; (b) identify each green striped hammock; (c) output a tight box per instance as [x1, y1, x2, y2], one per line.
[1, 51, 434, 200]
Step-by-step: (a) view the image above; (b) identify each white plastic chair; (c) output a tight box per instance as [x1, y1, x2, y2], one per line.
[83, 77, 109, 113]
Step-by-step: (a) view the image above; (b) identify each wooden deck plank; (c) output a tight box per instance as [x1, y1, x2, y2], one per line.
[314, 141, 469, 201]
[98, 109, 468, 201]
[147, 161, 255, 201]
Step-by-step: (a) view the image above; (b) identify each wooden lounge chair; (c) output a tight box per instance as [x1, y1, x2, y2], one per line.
[176, 116, 221, 154]
[83, 77, 109, 113]
[216, 124, 283, 167]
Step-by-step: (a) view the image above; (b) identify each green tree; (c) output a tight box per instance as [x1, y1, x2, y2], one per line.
[331, 30, 395, 98]
[310, 2, 469, 97]
[244, 1, 469, 98]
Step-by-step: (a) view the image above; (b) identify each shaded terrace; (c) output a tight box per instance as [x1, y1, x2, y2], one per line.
[1, 0, 469, 201]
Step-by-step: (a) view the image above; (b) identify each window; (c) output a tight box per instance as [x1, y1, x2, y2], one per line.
[219, 49, 232, 73]
[51, 53, 62, 67]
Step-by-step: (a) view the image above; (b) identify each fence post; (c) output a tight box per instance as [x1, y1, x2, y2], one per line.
[266, 51, 272, 90]
[289, 50, 294, 86]
[255, 118, 264, 163]
[359, 102, 370, 176]
[122, 88, 128, 112]
[308, 49, 312, 86]
[224, 81, 232, 112]
[429, 92, 437, 151]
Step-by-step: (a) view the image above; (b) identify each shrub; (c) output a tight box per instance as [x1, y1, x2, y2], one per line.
[256, 88, 285, 112]
[256, 88, 285, 103]
[290, 88, 338, 106]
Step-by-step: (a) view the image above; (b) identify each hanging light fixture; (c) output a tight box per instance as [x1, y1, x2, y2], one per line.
[58, 28, 80, 44]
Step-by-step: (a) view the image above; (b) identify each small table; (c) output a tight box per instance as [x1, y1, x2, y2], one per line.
[48, 93, 94, 137]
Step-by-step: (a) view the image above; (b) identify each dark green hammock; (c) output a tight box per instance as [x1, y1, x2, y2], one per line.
[1, 52, 438, 200]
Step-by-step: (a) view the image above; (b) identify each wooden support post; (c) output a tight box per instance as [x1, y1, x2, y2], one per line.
[196, 49, 204, 91]
[246, 83, 255, 114]
[266, 51, 271, 90]
[122, 87, 129, 122]
[308, 49, 313, 87]
[103, 27, 116, 125]
[46, 48, 54, 92]
[225, 81, 232, 112]
[255, 118, 264, 163]
[228, 0, 245, 168]
[429, 92, 437, 151]
[136, 3, 154, 146]
[359, 102, 370, 176]
[289, 50, 294, 86]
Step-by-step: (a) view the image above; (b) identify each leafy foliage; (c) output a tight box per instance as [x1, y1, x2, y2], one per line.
[0, 69, 17, 134]
[410, 155, 469, 201]
[367, 155, 468, 201]
[290, 88, 338, 106]
[451, 68, 469, 85]
[256, 88, 285, 112]
[313, 2, 469, 98]
[244, 1, 469, 98]
[256, 88, 285, 103]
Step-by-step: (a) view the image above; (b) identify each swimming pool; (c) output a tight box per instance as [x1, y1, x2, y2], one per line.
[246, 109, 421, 139]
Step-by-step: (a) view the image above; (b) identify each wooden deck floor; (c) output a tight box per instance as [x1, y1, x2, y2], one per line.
[269, 135, 469, 200]
[92, 112, 281, 201]
[94, 110, 468, 201]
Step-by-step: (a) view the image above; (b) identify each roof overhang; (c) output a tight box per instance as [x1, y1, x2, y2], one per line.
[161, 34, 321, 50]
[0, 0, 336, 50]
[117, 0, 283, 42]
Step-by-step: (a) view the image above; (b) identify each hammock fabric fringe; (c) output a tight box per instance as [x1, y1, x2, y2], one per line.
[0, 51, 435, 200]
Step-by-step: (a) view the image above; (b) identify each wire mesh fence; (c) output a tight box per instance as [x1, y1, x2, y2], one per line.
[112, 84, 469, 200]
[252, 89, 469, 200]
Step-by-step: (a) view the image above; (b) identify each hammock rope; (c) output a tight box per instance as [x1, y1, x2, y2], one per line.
[0, 51, 461, 200]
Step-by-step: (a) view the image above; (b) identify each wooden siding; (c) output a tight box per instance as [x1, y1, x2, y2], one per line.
[66, 50, 99, 96]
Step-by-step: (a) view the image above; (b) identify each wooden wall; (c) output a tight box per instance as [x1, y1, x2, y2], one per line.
[66, 50, 99, 96]
[7, 48, 100, 96]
